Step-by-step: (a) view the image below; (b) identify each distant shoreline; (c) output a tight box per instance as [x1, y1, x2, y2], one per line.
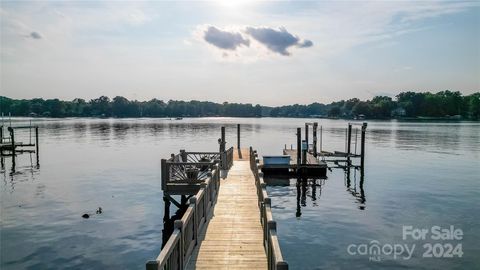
[2, 115, 479, 122]
[2, 90, 479, 120]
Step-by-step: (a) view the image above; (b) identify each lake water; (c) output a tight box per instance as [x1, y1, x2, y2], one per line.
[1, 118, 479, 269]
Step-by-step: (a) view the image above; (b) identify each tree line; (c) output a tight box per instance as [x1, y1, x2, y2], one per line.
[0, 90, 479, 120]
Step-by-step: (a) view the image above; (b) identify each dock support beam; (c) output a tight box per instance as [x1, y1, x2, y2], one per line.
[219, 126, 226, 153]
[302, 143, 307, 165]
[313, 122, 318, 157]
[296, 128, 301, 168]
[305, 123, 309, 147]
[319, 125, 322, 153]
[35, 127, 40, 166]
[237, 124, 240, 149]
[9, 127, 15, 157]
[347, 123, 352, 165]
[360, 123, 367, 168]
[35, 127, 39, 157]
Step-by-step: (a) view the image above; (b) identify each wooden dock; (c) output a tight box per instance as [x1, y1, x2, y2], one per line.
[186, 149, 267, 269]
[148, 147, 287, 270]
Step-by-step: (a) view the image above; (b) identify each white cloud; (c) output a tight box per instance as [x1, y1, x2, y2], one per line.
[245, 26, 313, 55]
[203, 26, 250, 50]
[198, 25, 313, 58]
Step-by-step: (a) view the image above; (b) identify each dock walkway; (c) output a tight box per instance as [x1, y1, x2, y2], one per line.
[149, 147, 287, 270]
[186, 149, 267, 269]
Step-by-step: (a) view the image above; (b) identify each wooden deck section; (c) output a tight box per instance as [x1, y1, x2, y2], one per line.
[186, 149, 267, 269]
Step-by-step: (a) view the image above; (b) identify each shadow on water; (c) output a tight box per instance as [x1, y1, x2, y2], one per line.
[160, 195, 190, 248]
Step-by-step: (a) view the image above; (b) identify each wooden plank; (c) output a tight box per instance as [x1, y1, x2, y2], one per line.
[185, 160, 267, 270]
[233, 148, 250, 161]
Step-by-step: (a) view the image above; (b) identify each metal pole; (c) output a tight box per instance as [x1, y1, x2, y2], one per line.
[296, 128, 301, 168]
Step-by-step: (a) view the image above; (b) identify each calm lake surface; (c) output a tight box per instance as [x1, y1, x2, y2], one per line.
[1, 118, 479, 269]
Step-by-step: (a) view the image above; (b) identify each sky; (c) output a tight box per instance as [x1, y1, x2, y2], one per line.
[0, 1, 479, 106]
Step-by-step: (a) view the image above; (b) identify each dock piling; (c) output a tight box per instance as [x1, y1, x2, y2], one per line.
[35, 127, 39, 166]
[237, 124, 241, 149]
[347, 124, 352, 165]
[320, 126, 322, 153]
[360, 123, 367, 168]
[305, 123, 309, 147]
[313, 122, 318, 157]
[219, 126, 226, 153]
[9, 127, 15, 157]
[296, 128, 301, 168]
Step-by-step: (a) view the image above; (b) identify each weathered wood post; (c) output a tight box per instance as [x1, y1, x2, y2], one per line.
[219, 126, 226, 153]
[174, 219, 184, 270]
[145, 260, 159, 270]
[347, 124, 352, 155]
[180, 149, 187, 162]
[302, 140, 307, 165]
[35, 127, 39, 166]
[189, 196, 197, 245]
[305, 123, 309, 147]
[267, 220, 277, 270]
[313, 122, 318, 157]
[8, 127, 14, 157]
[277, 261, 289, 270]
[237, 124, 242, 159]
[0, 126, 3, 157]
[237, 124, 240, 149]
[360, 122, 367, 169]
[296, 128, 301, 168]
[161, 159, 169, 191]
[319, 125, 322, 153]
[347, 123, 352, 165]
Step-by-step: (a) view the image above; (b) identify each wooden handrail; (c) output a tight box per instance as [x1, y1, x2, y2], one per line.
[249, 147, 289, 270]
[148, 165, 221, 270]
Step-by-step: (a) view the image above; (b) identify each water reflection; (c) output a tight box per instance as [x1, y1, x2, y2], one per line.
[265, 166, 367, 218]
[345, 167, 366, 210]
[1, 153, 40, 193]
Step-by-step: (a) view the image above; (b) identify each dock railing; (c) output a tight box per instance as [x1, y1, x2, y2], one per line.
[249, 147, 289, 270]
[178, 147, 233, 170]
[148, 163, 221, 270]
[161, 148, 233, 191]
[221, 146, 234, 170]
